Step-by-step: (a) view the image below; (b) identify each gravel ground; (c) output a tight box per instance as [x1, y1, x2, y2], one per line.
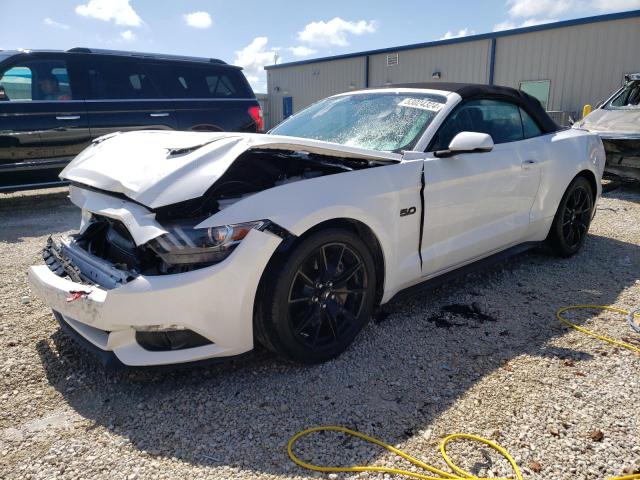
[0, 184, 639, 480]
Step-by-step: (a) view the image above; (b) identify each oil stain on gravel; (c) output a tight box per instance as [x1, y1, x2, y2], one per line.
[427, 303, 497, 328]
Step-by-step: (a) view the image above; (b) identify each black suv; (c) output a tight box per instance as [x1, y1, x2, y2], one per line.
[0, 48, 263, 192]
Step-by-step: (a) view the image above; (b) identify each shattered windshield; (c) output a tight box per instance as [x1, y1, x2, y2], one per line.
[607, 80, 640, 109]
[269, 92, 447, 152]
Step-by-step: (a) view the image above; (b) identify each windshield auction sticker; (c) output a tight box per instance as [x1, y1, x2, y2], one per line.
[398, 98, 444, 112]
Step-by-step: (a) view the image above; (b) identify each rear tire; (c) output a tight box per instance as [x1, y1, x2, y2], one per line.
[255, 228, 376, 363]
[547, 176, 594, 257]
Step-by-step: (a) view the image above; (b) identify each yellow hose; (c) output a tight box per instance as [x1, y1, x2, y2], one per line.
[287, 306, 640, 479]
[287, 425, 523, 480]
[556, 305, 640, 355]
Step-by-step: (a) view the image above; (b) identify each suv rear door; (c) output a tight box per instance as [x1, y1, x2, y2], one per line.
[0, 53, 90, 190]
[82, 55, 178, 139]
[147, 62, 260, 132]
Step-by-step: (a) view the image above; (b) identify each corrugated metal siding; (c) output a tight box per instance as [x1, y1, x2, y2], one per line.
[266, 57, 365, 127]
[493, 17, 640, 114]
[368, 40, 490, 86]
[266, 15, 640, 124]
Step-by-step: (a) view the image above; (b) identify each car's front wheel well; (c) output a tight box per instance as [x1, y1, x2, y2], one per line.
[255, 218, 385, 319]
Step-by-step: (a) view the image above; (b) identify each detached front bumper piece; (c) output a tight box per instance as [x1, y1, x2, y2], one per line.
[601, 138, 640, 181]
[29, 230, 281, 367]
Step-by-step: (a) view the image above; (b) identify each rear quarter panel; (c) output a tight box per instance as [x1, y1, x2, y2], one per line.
[527, 128, 604, 240]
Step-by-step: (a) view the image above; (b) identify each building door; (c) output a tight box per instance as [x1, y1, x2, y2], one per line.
[283, 96, 293, 119]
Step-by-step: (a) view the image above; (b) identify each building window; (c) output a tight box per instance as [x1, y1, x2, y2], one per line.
[519, 80, 550, 110]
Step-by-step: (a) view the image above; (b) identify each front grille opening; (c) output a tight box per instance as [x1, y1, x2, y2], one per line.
[78, 216, 139, 270]
[76, 215, 161, 275]
[135, 329, 213, 351]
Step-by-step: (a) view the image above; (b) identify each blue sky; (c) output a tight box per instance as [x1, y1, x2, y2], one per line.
[1, 0, 639, 92]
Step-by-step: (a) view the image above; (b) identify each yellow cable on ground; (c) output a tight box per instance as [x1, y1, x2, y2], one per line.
[288, 306, 640, 479]
[288, 425, 523, 480]
[556, 305, 640, 355]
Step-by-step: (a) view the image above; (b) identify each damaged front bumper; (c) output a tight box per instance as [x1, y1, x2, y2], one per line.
[29, 230, 281, 367]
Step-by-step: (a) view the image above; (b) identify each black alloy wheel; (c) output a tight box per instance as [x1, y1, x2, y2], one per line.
[561, 184, 593, 250]
[547, 176, 594, 257]
[255, 228, 376, 363]
[287, 242, 367, 349]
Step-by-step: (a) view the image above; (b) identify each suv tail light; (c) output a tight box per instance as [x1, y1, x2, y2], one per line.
[248, 105, 264, 132]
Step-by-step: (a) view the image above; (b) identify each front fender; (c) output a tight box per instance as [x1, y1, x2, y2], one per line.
[198, 160, 425, 300]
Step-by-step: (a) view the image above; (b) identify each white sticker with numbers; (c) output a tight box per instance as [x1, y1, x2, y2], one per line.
[398, 98, 444, 112]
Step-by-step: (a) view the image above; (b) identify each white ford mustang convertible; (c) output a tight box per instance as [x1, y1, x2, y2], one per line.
[29, 83, 605, 367]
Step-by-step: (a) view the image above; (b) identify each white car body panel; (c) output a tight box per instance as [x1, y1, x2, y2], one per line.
[201, 159, 425, 301]
[29, 87, 606, 367]
[419, 128, 604, 278]
[421, 139, 541, 275]
[61, 130, 401, 209]
[68, 186, 169, 246]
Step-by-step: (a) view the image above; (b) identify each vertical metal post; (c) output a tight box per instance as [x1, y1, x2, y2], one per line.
[488, 38, 497, 85]
[365, 55, 370, 88]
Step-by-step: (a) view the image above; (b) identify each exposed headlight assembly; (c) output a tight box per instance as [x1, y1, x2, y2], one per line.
[148, 220, 265, 265]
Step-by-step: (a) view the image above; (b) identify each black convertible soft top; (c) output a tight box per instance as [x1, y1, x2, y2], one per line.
[384, 82, 560, 134]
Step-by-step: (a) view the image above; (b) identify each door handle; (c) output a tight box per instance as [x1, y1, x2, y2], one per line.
[56, 115, 80, 121]
[150, 112, 170, 117]
[521, 159, 537, 169]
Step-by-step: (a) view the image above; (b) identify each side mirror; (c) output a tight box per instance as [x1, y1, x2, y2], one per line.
[434, 132, 494, 158]
[0, 85, 6, 101]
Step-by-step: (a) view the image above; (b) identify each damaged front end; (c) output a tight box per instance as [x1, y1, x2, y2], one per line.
[45, 144, 390, 293]
[601, 138, 640, 181]
[577, 76, 640, 181]
[152, 147, 386, 220]
[53, 131, 395, 278]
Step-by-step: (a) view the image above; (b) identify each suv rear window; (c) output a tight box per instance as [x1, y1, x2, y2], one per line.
[148, 63, 253, 99]
[87, 58, 161, 100]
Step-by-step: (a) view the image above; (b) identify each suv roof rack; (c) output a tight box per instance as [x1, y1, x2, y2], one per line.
[66, 47, 227, 65]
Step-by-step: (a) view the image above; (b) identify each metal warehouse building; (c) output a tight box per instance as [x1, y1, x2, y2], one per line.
[265, 10, 640, 127]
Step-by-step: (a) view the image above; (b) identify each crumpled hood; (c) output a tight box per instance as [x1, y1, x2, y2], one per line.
[61, 130, 400, 209]
[578, 108, 640, 139]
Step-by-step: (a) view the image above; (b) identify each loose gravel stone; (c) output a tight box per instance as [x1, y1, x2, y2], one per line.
[0, 184, 639, 479]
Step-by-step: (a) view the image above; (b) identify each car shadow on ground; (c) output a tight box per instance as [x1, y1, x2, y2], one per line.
[34, 227, 639, 477]
[604, 179, 640, 204]
[0, 188, 76, 244]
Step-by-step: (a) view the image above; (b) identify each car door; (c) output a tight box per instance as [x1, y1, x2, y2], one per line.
[421, 99, 541, 276]
[0, 54, 90, 190]
[82, 56, 177, 139]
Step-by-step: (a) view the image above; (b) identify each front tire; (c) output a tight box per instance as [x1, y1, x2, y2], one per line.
[255, 228, 376, 363]
[547, 176, 594, 257]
